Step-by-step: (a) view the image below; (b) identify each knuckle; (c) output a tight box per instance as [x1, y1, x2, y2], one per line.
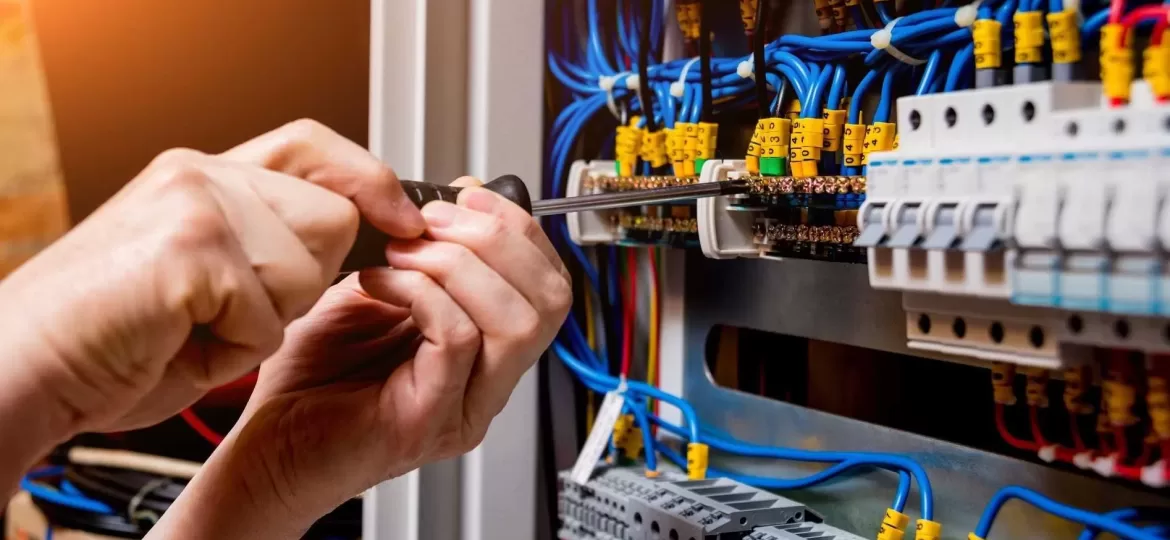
[148, 149, 211, 190]
[445, 316, 482, 351]
[470, 215, 507, 249]
[168, 198, 232, 252]
[282, 118, 332, 142]
[544, 273, 573, 316]
[446, 243, 479, 270]
[509, 307, 543, 345]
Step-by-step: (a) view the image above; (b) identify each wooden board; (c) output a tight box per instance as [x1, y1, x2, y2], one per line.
[0, 0, 68, 277]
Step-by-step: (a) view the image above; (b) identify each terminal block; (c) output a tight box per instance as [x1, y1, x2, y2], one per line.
[748, 523, 865, 540]
[558, 466, 818, 540]
[626, 476, 809, 539]
[697, 160, 864, 262]
[566, 160, 700, 248]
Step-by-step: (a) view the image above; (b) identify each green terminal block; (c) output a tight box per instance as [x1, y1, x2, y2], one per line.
[614, 160, 623, 175]
[760, 157, 786, 176]
[694, 158, 708, 175]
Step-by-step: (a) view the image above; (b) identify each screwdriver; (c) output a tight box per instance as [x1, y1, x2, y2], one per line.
[342, 174, 749, 271]
[397, 174, 751, 217]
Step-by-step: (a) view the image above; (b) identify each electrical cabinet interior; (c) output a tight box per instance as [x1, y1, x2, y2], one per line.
[544, 1, 1170, 539]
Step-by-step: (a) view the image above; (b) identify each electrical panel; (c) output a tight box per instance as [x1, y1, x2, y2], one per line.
[545, 0, 1170, 539]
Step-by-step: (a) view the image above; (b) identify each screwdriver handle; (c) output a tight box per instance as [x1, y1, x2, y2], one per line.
[399, 174, 533, 215]
[340, 174, 531, 272]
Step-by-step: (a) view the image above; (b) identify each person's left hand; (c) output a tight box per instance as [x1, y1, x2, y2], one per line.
[147, 178, 572, 539]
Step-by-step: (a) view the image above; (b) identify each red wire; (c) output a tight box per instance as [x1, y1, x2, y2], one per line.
[620, 248, 637, 377]
[996, 403, 1040, 451]
[1120, 6, 1170, 46]
[1112, 0, 1129, 24]
[1115, 426, 1131, 462]
[1029, 406, 1049, 447]
[179, 408, 224, 446]
[1069, 414, 1086, 452]
[647, 248, 660, 409]
[1137, 439, 1154, 466]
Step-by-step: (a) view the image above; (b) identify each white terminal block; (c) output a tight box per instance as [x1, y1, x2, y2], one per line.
[696, 159, 761, 260]
[566, 160, 622, 245]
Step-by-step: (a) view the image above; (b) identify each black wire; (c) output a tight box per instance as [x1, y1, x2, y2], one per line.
[638, 0, 656, 131]
[63, 467, 173, 515]
[698, 0, 713, 121]
[754, 0, 769, 118]
[29, 497, 143, 538]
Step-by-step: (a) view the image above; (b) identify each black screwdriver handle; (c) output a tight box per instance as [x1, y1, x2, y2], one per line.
[341, 174, 532, 273]
[399, 174, 533, 215]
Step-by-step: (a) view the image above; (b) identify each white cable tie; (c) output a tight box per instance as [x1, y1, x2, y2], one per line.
[738, 53, 755, 80]
[1036, 445, 1057, 463]
[626, 74, 640, 91]
[1142, 461, 1168, 488]
[870, 17, 926, 66]
[954, 1, 981, 28]
[671, 57, 701, 97]
[601, 72, 632, 120]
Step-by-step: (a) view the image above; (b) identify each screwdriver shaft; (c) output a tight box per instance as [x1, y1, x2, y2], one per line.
[531, 180, 750, 217]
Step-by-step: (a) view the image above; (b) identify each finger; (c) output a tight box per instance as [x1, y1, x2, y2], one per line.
[457, 186, 565, 274]
[449, 176, 482, 188]
[197, 159, 335, 320]
[221, 119, 426, 238]
[418, 201, 570, 319]
[359, 268, 480, 414]
[384, 239, 549, 418]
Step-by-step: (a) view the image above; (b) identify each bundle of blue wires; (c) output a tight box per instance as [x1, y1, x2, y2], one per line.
[543, 0, 1118, 531]
[975, 486, 1169, 540]
[552, 339, 930, 519]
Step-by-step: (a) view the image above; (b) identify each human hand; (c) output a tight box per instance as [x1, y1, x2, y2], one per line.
[0, 120, 425, 486]
[146, 178, 572, 539]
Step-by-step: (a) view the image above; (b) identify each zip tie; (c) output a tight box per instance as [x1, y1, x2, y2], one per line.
[955, 0, 981, 27]
[601, 71, 632, 120]
[671, 57, 701, 97]
[127, 477, 171, 527]
[737, 53, 755, 79]
[870, 17, 926, 65]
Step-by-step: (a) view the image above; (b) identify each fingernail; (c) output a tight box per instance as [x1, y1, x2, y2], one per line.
[422, 202, 457, 228]
[464, 189, 499, 214]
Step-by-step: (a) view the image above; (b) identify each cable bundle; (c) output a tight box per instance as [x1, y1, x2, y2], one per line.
[18, 449, 360, 539]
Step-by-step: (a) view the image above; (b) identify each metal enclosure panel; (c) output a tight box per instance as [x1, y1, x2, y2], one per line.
[676, 255, 1169, 539]
[461, 0, 545, 539]
[366, 0, 475, 538]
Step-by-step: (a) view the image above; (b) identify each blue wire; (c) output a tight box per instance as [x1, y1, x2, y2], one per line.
[1078, 507, 1170, 540]
[649, 413, 929, 517]
[946, 43, 974, 91]
[1083, 9, 1110, 36]
[876, 1, 896, 24]
[851, 5, 870, 29]
[22, 467, 114, 515]
[625, 395, 658, 471]
[553, 341, 701, 442]
[975, 486, 1164, 540]
[848, 67, 885, 124]
[875, 67, 898, 122]
[826, 65, 848, 110]
[586, 0, 616, 75]
[916, 50, 944, 95]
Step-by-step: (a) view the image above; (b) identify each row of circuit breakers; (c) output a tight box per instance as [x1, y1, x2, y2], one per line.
[568, 81, 1170, 367]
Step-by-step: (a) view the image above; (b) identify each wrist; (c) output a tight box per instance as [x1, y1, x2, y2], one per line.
[0, 325, 80, 501]
[148, 396, 355, 539]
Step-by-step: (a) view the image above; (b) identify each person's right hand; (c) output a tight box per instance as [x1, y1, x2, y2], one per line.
[0, 120, 424, 487]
